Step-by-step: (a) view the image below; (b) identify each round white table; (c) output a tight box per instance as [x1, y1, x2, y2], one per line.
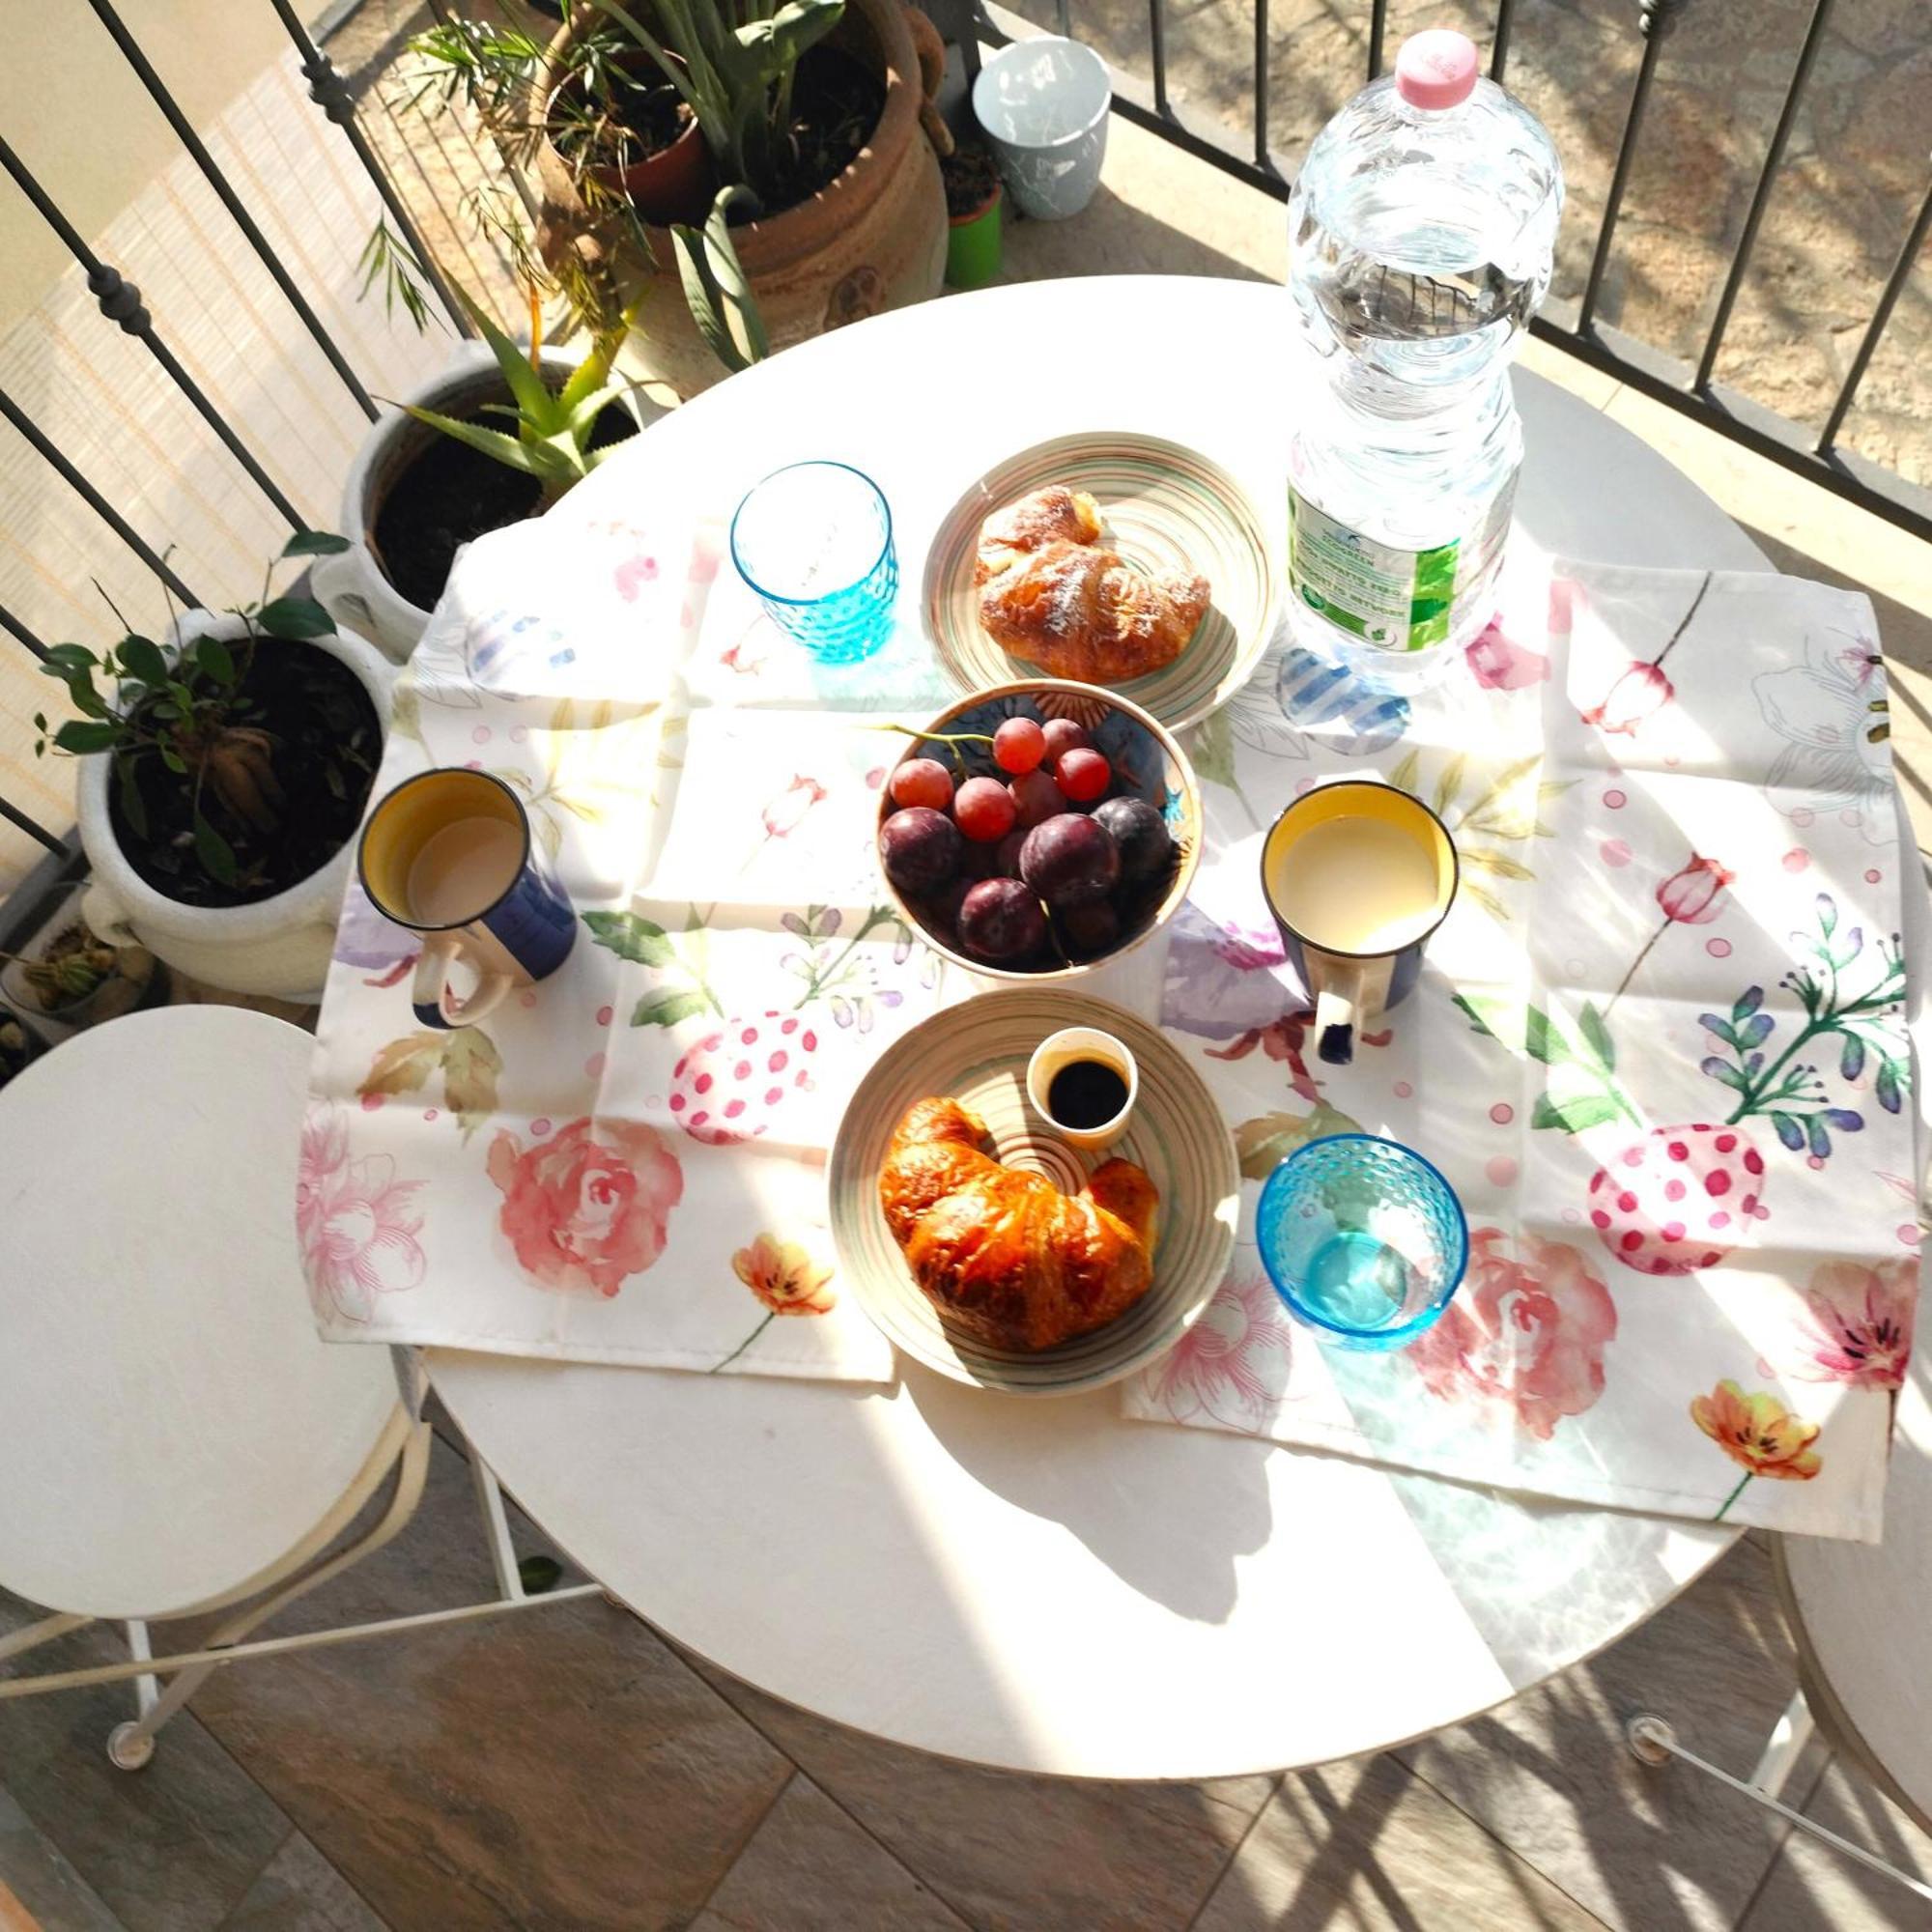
[431, 276, 1923, 1779]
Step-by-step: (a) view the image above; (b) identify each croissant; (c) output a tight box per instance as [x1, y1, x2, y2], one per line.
[975, 485, 1211, 686]
[879, 1095, 1159, 1352]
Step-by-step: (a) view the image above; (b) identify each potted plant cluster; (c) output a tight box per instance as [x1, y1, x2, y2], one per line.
[314, 274, 653, 661]
[405, 1, 950, 396]
[34, 533, 392, 1002]
[0, 888, 169, 1041]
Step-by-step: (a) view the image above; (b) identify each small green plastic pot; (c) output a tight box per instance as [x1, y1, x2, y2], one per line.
[946, 182, 1004, 291]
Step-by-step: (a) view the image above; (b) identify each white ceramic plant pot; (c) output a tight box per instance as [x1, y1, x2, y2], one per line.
[76, 611, 394, 1004]
[312, 342, 662, 664]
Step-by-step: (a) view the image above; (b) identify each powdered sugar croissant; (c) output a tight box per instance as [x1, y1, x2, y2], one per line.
[880, 1095, 1158, 1352]
[975, 485, 1210, 685]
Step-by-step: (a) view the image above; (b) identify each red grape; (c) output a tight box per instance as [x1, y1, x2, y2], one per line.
[1040, 717, 1092, 766]
[1055, 747, 1111, 803]
[890, 757, 952, 811]
[1009, 768, 1065, 830]
[992, 716, 1047, 775]
[954, 776, 1018, 842]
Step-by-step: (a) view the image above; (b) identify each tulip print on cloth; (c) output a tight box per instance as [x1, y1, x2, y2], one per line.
[1123, 560, 1922, 1541]
[303, 514, 952, 1380]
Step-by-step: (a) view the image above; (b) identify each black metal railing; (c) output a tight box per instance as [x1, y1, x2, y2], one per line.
[969, 0, 1932, 545]
[2, 0, 1930, 936]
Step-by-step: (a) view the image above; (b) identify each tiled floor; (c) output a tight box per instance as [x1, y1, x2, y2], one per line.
[5, 18, 1932, 1932]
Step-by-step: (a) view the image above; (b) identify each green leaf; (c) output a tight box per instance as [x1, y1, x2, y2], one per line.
[1522, 1006, 1559, 1065]
[583, 909, 675, 966]
[43, 642, 98, 673]
[358, 1032, 445, 1099]
[1531, 1091, 1624, 1134]
[402, 403, 548, 481]
[281, 529, 352, 557]
[1577, 1001, 1615, 1071]
[1452, 991, 1511, 1044]
[193, 809, 238, 885]
[442, 1026, 503, 1139]
[53, 720, 122, 753]
[450, 282, 556, 424]
[517, 1553, 563, 1595]
[631, 985, 709, 1028]
[256, 596, 334, 640]
[671, 185, 769, 376]
[118, 635, 169, 688]
[1461, 847, 1534, 881]
[1232, 1102, 1362, 1181]
[1432, 753, 1466, 819]
[1185, 703, 1236, 791]
[195, 634, 237, 685]
[115, 753, 148, 839]
[158, 741, 188, 775]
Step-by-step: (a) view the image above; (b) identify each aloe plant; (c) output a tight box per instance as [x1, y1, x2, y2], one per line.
[400, 280, 639, 505]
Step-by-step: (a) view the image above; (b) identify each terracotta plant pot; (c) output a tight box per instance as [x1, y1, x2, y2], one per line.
[546, 55, 713, 227]
[534, 0, 948, 396]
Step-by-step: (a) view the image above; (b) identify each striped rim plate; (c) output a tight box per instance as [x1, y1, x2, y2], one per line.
[828, 989, 1239, 1396]
[923, 433, 1279, 732]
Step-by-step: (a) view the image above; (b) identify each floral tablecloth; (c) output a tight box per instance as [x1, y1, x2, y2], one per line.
[303, 509, 1920, 1540]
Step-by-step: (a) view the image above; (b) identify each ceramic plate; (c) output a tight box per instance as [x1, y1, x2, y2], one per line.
[828, 988, 1239, 1395]
[923, 433, 1278, 732]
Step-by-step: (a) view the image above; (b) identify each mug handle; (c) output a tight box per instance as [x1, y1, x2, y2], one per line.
[412, 934, 514, 1031]
[1314, 962, 1363, 1066]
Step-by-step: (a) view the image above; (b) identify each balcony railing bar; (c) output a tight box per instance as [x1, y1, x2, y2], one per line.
[0, 136, 308, 532]
[1366, 0, 1387, 82]
[1692, 0, 1835, 394]
[85, 0, 379, 423]
[0, 793, 67, 862]
[1819, 173, 1932, 456]
[1149, 0, 1170, 120]
[1490, 0, 1518, 81]
[1253, 0, 1270, 170]
[1577, 0, 1680, 338]
[265, 0, 472, 337]
[0, 384, 203, 615]
[0, 599, 48, 662]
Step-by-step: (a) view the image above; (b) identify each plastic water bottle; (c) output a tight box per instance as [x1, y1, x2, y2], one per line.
[1285, 29, 1562, 674]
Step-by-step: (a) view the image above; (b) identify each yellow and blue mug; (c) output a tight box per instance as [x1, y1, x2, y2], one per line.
[358, 768, 576, 1030]
[1261, 779, 1458, 1066]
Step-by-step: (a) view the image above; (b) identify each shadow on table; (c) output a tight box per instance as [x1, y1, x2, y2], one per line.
[905, 1362, 1271, 1623]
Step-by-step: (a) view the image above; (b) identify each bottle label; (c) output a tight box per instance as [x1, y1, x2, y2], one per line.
[1287, 484, 1512, 652]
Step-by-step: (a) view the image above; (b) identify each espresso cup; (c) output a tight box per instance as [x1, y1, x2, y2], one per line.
[1260, 779, 1458, 1067]
[358, 768, 576, 1030]
[1025, 1025, 1139, 1150]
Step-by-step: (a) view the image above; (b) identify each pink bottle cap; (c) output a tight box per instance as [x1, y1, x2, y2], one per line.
[1395, 29, 1479, 109]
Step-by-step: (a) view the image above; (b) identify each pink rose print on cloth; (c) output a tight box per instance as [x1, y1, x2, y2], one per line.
[1408, 1227, 1617, 1440]
[1144, 1274, 1293, 1432]
[1465, 619, 1549, 691]
[1772, 1257, 1917, 1389]
[487, 1116, 684, 1297]
[298, 1104, 427, 1324]
[761, 774, 827, 839]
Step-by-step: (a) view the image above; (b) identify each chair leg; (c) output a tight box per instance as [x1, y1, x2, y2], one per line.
[0, 1612, 92, 1664]
[1748, 1688, 1817, 1802]
[103, 1419, 435, 1770]
[468, 1451, 526, 1603]
[1628, 1715, 1932, 1905]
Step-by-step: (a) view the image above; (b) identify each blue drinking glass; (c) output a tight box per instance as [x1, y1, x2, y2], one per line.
[1257, 1134, 1468, 1350]
[729, 461, 896, 663]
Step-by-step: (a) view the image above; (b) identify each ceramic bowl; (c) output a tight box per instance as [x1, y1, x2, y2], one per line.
[875, 678, 1201, 984]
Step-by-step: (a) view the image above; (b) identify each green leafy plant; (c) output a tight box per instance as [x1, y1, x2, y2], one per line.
[586, 0, 845, 205]
[32, 531, 355, 891]
[398, 279, 639, 506]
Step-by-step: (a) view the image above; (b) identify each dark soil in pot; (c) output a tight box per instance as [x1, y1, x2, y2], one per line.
[550, 60, 693, 173]
[371, 397, 638, 613]
[108, 641, 382, 911]
[747, 43, 887, 218]
[943, 144, 1002, 218]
